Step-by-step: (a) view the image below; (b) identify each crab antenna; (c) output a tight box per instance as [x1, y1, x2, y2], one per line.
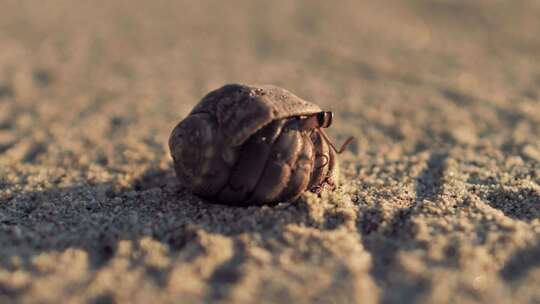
[337, 136, 355, 153]
[318, 129, 355, 154]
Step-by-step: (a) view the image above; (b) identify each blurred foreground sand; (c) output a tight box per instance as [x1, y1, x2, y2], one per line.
[1, 1, 539, 303]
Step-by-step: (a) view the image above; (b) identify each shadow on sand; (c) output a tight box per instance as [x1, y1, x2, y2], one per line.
[0, 165, 320, 301]
[2, 154, 538, 303]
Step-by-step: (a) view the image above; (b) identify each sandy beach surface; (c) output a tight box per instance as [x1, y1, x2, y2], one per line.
[1, 1, 539, 303]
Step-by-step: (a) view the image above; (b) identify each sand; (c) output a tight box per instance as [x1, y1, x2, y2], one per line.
[0, 0, 539, 303]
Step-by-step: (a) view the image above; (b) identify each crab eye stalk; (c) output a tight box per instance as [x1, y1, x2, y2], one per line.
[316, 111, 333, 128]
[296, 111, 333, 131]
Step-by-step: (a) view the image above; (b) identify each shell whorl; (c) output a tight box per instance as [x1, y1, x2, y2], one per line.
[168, 113, 238, 198]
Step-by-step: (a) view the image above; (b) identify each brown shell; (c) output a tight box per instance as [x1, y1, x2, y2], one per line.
[169, 83, 338, 206]
[190, 84, 322, 146]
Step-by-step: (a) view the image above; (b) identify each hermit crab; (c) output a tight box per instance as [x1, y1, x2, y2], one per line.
[169, 84, 353, 206]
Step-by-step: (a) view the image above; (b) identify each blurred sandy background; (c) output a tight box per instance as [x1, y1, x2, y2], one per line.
[0, 0, 539, 303]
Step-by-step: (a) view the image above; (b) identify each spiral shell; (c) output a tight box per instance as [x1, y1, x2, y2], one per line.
[169, 84, 339, 205]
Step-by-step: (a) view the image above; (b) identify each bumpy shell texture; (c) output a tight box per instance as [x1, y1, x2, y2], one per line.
[190, 84, 322, 146]
[169, 84, 338, 206]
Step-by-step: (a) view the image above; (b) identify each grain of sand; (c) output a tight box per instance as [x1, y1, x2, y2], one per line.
[1, 1, 539, 303]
